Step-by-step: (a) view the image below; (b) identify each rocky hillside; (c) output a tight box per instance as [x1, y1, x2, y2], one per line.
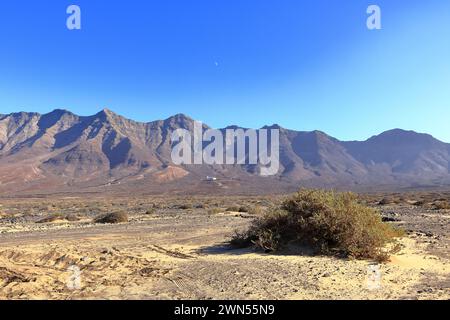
[1, 109, 449, 195]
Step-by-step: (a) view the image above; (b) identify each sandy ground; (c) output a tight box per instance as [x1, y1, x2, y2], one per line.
[0, 204, 449, 300]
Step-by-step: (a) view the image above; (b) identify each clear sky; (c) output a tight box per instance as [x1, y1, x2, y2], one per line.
[1, 1, 450, 142]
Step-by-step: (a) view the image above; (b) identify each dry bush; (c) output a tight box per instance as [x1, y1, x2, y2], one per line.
[231, 189, 404, 262]
[65, 214, 82, 222]
[35, 213, 81, 224]
[378, 197, 394, 206]
[226, 206, 249, 213]
[247, 205, 264, 215]
[177, 204, 193, 210]
[207, 208, 223, 215]
[413, 200, 426, 207]
[36, 214, 64, 224]
[433, 201, 450, 210]
[93, 211, 128, 224]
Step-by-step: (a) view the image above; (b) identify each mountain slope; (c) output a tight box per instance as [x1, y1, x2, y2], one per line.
[1, 109, 450, 195]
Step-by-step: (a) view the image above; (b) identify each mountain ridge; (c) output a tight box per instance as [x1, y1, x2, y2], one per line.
[1, 109, 450, 196]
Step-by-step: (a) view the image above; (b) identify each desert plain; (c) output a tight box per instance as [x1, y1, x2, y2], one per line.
[0, 191, 449, 300]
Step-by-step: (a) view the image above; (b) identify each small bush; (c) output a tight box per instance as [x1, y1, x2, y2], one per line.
[36, 213, 81, 224]
[65, 214, 82, 222]
[207, 208, 223, 215]
[94, 212, 128, 224]
[433, 201, 450, 210]
[226, 206, 248, 212]
[413, 200, 426, 207]
[247, 205, 264, 216]
[231, 189, 404, 261]
[36, 214, 64, 224]
[378, 197, 393, 206]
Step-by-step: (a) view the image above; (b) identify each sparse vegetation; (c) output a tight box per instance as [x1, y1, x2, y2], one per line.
[231, 189, 404, 261]
[94, 211, 128, 224]
[1, 192, 450, 300]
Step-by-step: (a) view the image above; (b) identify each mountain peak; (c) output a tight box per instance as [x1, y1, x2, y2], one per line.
[49, 108, 71, 114]
[165, 113, 193, 121]
[262, 124, 283, 130]
[369, 128, 440, 145]
[102, 107, 114, 114]
[43, 108, 76, 119]
[98, 108, 116, 116]
[161, 113, 196, 128]
[378, 128, 420, 136]
[93, 108, 122, 122]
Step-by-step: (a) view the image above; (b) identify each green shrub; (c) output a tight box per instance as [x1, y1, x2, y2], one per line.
[231, 189, 404, 262]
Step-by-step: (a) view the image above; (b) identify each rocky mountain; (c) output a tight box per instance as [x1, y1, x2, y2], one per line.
[1, 109, 450, 195]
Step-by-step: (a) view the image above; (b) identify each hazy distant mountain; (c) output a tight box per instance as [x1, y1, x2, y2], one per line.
[1, 109, 450, 195]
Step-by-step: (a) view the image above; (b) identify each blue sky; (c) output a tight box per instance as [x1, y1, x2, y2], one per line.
[1, 0, 450, 142]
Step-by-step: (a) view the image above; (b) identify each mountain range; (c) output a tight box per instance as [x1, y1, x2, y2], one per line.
[1, 109, 450, 196]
